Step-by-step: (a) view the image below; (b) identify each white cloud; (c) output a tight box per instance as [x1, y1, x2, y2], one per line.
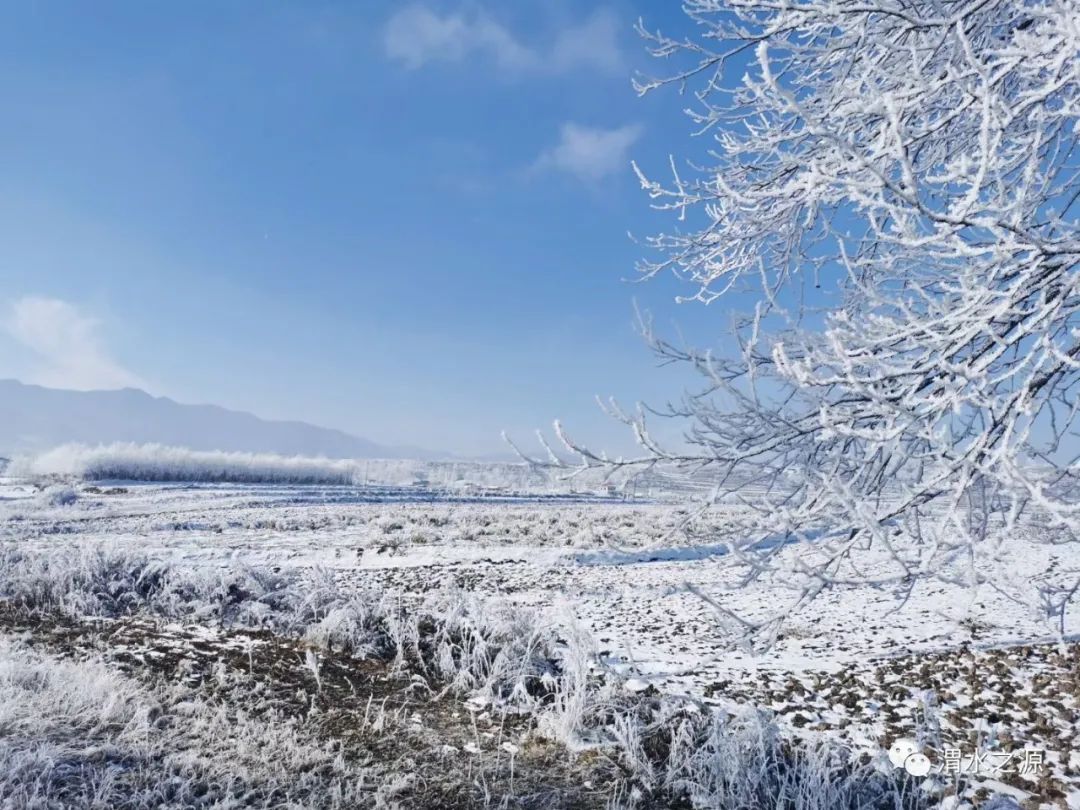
[536, 122, 643, 181]
[384, 6, 622, 75]
[4, 297, 145, 391]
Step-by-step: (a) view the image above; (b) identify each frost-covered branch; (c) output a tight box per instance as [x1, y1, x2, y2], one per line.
[518, 0, 1080, 645]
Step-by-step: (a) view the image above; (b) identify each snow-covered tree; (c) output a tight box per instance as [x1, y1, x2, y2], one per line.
[516, 0, 1080, 645]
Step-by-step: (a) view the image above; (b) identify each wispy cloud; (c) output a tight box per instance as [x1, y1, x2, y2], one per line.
[548, 11, 622, 74]
[4, 296, 145, 391]
[384, 6, 623, 75]
[536, 122, 643, 181]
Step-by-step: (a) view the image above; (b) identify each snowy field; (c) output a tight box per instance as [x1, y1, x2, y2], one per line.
[2, 478, 1079, 808]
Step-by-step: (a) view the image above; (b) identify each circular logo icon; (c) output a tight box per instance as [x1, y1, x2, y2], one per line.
[888, 738, 919, 769]
[887, 739, 932, 776]
[904, 752, 932, 776]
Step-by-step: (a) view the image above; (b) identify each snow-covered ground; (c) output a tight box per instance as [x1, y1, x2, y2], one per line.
[2, 478, 1078, 807]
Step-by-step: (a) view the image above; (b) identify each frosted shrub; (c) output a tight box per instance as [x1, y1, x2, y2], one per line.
[39, 484, 78, 507]
[535, 619, 600, 748]
[571, 698, 931, 809]
[376, 515, 405, 533]
[660, 707, 928, 809]
[414, 591, 560, 707]
[303, 600, 387, 658]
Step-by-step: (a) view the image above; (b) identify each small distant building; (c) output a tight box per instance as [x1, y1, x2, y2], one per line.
[604, 482, 620, 497]
[412, 474, 430, 488]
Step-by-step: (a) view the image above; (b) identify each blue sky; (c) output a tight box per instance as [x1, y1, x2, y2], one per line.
[0, 1, 726, 457]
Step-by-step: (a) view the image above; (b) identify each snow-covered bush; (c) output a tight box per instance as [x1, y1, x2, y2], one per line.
[658, 707, 928, 809]
[38, 484, 77, 507]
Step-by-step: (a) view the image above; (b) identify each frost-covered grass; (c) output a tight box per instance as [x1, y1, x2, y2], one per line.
[0, 479, 717, 555]
[0, 540, 936, 809]
[0, 543, 564, 710]
[610, 704, 930, 810]
[4, 480, 1043, 806]
[0, 639, 371, 809]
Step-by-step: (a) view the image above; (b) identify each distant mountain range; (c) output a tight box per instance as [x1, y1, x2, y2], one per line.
[0, 379, 443, 460]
